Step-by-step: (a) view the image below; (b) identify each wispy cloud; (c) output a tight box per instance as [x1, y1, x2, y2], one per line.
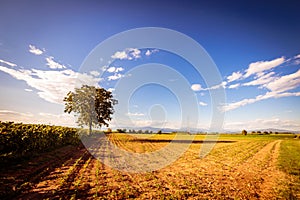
[29, 44, 44, 55]
[0, 59, 17, 67]
[0, 110, 33, 117]
[265, 69, 300, 93]
[191, 82, 226, 91]
[243, 72, 276, 87]
[127, 112, 145, 117]
[222, 91, 300, 112]
[228, 83, 240, 89]
[111, 48, 141, 60]
[0, 110, 75, 126]
[45, 56, 66, 69]
[244, 57, 285, 78]
[222, 55, 300, 111]
[0, 66, 101, 104]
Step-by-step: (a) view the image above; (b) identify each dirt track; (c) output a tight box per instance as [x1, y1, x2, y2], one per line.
[1, 137, 295, 199]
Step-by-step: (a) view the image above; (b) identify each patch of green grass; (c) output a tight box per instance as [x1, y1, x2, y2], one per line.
[277, 139, 300, 199]
[278, 140, 300, 175]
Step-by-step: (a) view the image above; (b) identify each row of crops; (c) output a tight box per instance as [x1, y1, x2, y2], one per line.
[0, 121, 80, 160]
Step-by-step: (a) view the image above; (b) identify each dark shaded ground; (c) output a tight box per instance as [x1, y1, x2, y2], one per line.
[0, 144, 85, 200]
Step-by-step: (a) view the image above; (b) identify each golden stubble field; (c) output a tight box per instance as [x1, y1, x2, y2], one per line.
[1, 133, 299, 199]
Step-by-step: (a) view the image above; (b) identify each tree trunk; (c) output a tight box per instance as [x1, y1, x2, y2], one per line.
[89, 117, 92, 135]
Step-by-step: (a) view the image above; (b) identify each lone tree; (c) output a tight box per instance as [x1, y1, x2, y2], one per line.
[242, 129, 247, 135]
[64, 85, 117, 134]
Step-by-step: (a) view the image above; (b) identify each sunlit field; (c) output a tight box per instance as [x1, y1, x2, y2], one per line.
[1, 124, 299, 199]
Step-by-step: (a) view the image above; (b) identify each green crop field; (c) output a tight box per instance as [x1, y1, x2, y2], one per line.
[1, 123, 299, 199]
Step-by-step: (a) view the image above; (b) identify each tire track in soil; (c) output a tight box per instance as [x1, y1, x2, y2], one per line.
[229, 140, 285, 199]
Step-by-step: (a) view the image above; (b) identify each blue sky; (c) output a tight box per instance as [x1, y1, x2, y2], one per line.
[0, 0, 299, 131]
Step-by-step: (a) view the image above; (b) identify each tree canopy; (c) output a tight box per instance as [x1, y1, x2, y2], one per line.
[64, 85, 117, 134]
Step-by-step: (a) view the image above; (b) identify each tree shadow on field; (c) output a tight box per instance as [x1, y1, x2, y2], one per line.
[0, 143, 94, 200]
[130, 139, 236, 144]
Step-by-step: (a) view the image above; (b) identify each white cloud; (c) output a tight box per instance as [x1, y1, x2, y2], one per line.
[191, 84, 203, 91]
[243, 72, 276, 87]
[0, 110, 34, 124]
[107, 67, 116, 73]
[45, 57, 66, 69]
[38, 112, 76, 126]
[265, 69, 300, 93]
[199, 101, 207, 106]
[111, 48, 141, 60]
[111, 51, 128, 60]
[145, 50, 151, 56]
[191, 82, 226, 91]
[228, 83, 240, 89]
[244, 57, 285, 78]
[107, 88, 115, 92]
[295, 54, 300, 59]
[0, 66, 101, 104]
[209, 81, 227, 90]
[107, 73, 124, 81]
[29, 45, 44, 55]
[89, 70, 100, 76]
[106, 66, 124, 73]
[25, 89, 33, 92]
[227, 71, 243, 82]
[127, 112, 145, 117]
[0, 59, 17, 67]
[145, 49, 159, 56]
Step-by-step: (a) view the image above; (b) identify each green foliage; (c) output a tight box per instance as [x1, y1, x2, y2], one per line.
[0, 121, 79, 159]
[64, 85, 117, 134]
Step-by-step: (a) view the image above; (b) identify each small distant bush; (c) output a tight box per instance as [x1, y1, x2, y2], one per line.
[263, 131, 269, 135]
[116, 129, 126, 133]
[157, 130, 162, 134]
